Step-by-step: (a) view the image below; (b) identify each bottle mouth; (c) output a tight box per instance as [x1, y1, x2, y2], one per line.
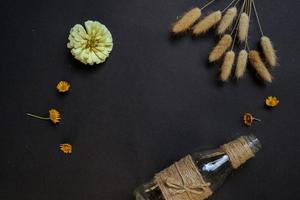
[242, 134, 262, 155]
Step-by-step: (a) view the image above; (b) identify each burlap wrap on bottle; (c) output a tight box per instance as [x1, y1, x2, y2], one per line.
[154, 155, 212, 200]
[220, 136, 254, 169]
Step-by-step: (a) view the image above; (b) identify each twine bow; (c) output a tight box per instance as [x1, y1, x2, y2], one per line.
[155, 155, 213, 200]
[165, 177, 211, 196]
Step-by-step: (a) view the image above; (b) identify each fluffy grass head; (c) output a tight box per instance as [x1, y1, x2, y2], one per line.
[260, 36, 278, 67]
[172, 7, 202, 34]
[249, 50, 272, 83]
[220, 51, 235, 81]
[209, 34, 232, 62]
[235, 50, 248, 79]
[238, 13, 249, 42]
[193, 11, 222, 35]
[217, 7, 237, 35]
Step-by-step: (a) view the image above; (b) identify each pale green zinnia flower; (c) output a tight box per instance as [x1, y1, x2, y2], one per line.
[67, 20, 113, 65]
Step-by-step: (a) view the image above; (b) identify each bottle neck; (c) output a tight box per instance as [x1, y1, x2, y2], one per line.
[192, 135, 261, 191]
[220, 135, 262, 169]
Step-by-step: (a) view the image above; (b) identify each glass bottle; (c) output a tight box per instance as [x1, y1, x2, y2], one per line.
[134, 135, 261, 200]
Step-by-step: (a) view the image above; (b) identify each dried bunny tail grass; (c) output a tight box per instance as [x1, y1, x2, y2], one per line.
[220, 51, 235, 81]
[217, 7, 237, 35]
[260, 36, 278, 67]
[238, 13, 249, 42]
[172, 7, 202, 34]
[209, 34, 232, 62]
[235, 50, 248, 79]
[249, 50, 272, 83]
[193, 10, 222, 35]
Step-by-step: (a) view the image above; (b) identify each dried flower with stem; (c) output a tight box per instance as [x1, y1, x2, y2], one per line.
[252, 1, 278, 68]
[170, 0, 278, 84]
[243, 113, 261, 126]
[26, 109, 61, 124]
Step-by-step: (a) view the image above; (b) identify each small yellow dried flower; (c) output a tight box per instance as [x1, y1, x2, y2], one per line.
[49, 109, 61, 124]
[265, 96, 279, 107]
[57, 81, 70, 92]
[243, 113, 261, 126]
[67, 20, 113, 65]
[26, 109, 61, 124]
[60, 144, 72, 154]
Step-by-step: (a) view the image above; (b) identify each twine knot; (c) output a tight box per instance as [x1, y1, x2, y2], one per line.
[155, 155, 213, 200]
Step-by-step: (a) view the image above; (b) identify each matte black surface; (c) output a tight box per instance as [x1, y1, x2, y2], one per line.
[0, 0, 299, 199]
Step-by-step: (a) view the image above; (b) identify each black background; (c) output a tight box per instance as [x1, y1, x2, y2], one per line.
[1, 0, 300, 199]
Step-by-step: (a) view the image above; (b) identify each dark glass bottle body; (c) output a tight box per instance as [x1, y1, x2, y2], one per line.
[134, 135, 261, 200]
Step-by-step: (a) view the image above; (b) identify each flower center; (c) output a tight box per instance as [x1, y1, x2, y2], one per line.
[60, 85, 67, 90]
[85, 36, 99, 50]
